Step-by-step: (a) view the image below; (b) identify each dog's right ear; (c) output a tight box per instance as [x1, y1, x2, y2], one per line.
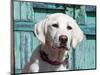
[33, 19, 48, 45]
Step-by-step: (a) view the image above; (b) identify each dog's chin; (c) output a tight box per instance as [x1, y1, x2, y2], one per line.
[53, 45, 68, 50]
[52, 43, 69, 50]
[58, 46, 68, 50]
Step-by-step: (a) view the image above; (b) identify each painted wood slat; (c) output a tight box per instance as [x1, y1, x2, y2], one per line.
[80, 25, 96, 35]
[24, 33, 30, 63]
[14, 32, 21, 72]
[14, 21, 34, 31]
[76, 6, 95, 26]
[32, 5, 35, 24]
[48, 4, 64, 9]
[23, 32, 39, 63]
[34, 9, 47, 23]
[47, 9, 64, 15]
[14, 1, 21, 20]
[87, 16, 96, 25]
[65, 7, 74, 18]
[74, 39, 96, 69]
[27, 2, 33, 21]
[68, 48, 74, 69]
[19, 32, 34, 69]
[20, 32, 26, 69]
[75, 6, 87, 25]
[14, 31, 40, 72]
[21, 2, 33, 21]
[32, 3, 64, 10]
[75, 11, 96, 25]
[21, 2, 28, 21]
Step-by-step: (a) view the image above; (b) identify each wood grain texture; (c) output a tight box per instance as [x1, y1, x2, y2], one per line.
[74, 39, 96, 69]
[21, 2, 27, 20]
[14, 32, 21, 70]
[14, 1, 33, 21]
[14, 1, 21, 20]
[14, 31, 39, 72]
[65, 6, 74, 18]
[34, 9, 47, 23]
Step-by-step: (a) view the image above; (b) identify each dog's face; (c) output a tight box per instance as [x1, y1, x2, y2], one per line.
[34, 13, 84, 49]
[46, 14, 73, 49]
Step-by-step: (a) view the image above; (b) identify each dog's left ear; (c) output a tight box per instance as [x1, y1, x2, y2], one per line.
[71, 20, 85, 48]
[33, 18, 47, 45]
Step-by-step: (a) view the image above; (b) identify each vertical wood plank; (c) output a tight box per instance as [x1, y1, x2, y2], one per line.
[23, 32, 40, 66]
[27, 2, 33, 21]
[34, 9, 47, 23]
[75, 39, 96, 69]
[21, 2, 33, 21]
[32, 6, 35, 24]
[24, 32, 33, 63]
[31, 33, 40, 52]
[14, 32, 21, 71]
[65, 6, 74, 18]
[14, 31, 40, 72]
[20, 32, 26, 69]
[21, 2, 27, 21]
[14, 1, 21, 20]
[75, 6, 87, 25]
[68, 48, 74, 69]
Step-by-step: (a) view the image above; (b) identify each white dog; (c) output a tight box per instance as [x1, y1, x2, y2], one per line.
[22, 13, 84, 73]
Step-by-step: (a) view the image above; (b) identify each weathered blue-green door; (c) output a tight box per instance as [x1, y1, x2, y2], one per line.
[13, 1, 96, 73]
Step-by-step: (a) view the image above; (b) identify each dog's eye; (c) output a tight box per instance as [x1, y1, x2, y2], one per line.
[52, 24, 59, 28]
[67, 25, 72, 30]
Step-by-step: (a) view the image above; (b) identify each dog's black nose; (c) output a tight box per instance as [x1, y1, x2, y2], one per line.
[59, 35, 68, 43]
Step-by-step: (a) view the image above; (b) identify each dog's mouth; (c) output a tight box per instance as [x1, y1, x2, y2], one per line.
[52, 45, 68, 50]
[59, 43, 66, 47]
[58, 46, 68, 50]
[58, 44, 68, 50]
[52, 43, 69, 50]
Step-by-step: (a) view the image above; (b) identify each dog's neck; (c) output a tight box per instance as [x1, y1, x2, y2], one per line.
[40, 45, 68, 64]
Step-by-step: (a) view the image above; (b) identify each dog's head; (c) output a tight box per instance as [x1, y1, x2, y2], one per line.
[34, 13, 85, 49]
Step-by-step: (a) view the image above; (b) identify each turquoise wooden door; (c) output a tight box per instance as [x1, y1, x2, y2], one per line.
[13, 1, 96, 73]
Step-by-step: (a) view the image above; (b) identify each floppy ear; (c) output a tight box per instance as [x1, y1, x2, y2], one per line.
[33, 19, 47, 44]
[71, 20, 85, 48]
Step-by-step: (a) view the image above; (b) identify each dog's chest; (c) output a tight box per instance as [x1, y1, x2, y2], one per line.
[30, 46, 68, 72]
[38, 56, 67, 72]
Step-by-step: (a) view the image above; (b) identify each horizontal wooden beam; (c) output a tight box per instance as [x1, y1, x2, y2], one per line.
[14, 21, 96, 35]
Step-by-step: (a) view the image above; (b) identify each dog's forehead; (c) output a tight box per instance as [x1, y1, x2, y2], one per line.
[47, 13, 73, 24]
